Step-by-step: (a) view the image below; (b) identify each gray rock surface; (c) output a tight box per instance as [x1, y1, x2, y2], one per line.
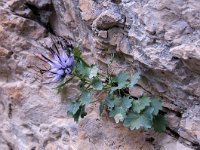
[0, 0, 200, 149]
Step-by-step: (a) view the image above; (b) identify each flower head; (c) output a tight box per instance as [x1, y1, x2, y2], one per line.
[37, 41, 74, 83]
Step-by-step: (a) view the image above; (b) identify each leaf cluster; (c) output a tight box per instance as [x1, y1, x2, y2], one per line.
[100, 71, 165, 132]
[62, 48, 166, 132]
[66, 48, 103, 121]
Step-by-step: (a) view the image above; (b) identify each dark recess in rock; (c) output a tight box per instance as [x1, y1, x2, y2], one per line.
[25, 2, 54, 34]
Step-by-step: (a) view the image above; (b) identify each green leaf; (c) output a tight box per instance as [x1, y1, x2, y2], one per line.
[113, 96, 133, 111]
[89, 65, 98, 78]
[153, 114, 166, 132]
[110, 72, 129, 93]
[73, 47, 81, 58]
[132, 96, 151, 113]
[143, 107, 154, 120]
[67, 101, 81, 115]
[75, 61, 90, 77]
[91, 78, 103, 90]
[150, 97, 162, 115]
[123, 111, 153, 130]
[104, 94, 117, 111]
[121, 96, 133, 111]
[73, 47, 89, 67]
[123, 112, 140, 128]
[73, 105, 87, 122]
[105, 95, 133, 111]
[129, 71, 141, 87]
[142, 107, 154, 129]
[79, 90, 91, 105]
[108, 96, 133, 123]
[109, 107, 126, 123]
[139, 114, 152, 130]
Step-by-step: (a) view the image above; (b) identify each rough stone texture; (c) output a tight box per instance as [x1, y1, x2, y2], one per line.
[179, 105, 200, 144]
[0, 0, 200, 149]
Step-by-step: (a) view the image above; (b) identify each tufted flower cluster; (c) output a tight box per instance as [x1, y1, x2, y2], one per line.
[38, 43, 74, 83]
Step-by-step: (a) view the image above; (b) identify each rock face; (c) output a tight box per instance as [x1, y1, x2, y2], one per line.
[0, 0, 200, 149]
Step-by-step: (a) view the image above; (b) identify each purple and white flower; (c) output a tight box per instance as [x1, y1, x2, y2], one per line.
[38, 43, 74, 83]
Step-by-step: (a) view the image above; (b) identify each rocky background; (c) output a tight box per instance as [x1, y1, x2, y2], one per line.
[0, 0, 200, 149]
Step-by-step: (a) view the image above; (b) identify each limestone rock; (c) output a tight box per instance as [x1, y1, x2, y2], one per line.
[0, 46, 9, 58]
[98, 30, 108, 39]
[183, 8, 200, 29]
[166, 112, 180, 130]
[129, 86, 145, 97]
[158, 134, 193, 150]
[179, 105, 200, 143]
[0, 0, 200, 149]
[92, 10, 124, 30]
[170, 42, 200, 73]
[79, 0, 102, 25]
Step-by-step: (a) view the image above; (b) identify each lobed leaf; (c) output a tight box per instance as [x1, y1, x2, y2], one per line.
[109, 107, 126, 123]
[132, 96, 151, 113]
[129, 71, 141, 87]
[75, 61, 90, 77]
[153, 114, 166, 132]
[150, 97, 162, 115]
[110, 72, 129, 93]
[91, 78, 103, 90]
[89, 65, 98, 78]
[124, 109, 153, 130]
[121, 96, 133, 111]
[73, 105, 87, 122]
[79, 90, 91, 105]
[104, 94, 117, 111]
[67, 101, 81, 116]
[123, 112, 140, 129]
[106, 96, 133, 123]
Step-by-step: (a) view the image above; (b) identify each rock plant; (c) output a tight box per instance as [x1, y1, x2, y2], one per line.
[37, 40, 166, 132]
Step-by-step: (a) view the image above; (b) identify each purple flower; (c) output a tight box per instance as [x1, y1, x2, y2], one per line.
[37, 44, 74, 83]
